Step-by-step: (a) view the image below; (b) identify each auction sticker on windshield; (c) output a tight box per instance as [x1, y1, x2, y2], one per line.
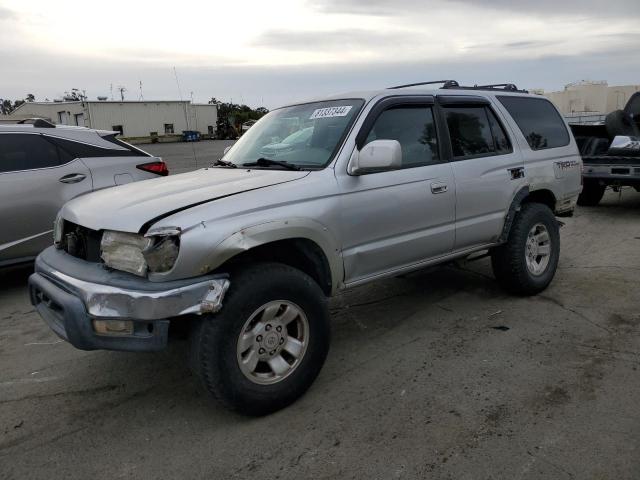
[309, 106, 353, 120]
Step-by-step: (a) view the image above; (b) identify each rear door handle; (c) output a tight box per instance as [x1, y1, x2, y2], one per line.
[59, 173, 87, 184]
[430, 182, 448, 194]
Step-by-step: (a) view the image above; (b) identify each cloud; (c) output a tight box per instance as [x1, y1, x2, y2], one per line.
[454, 0, 640, 17]
[255, 29, 416, 51]
[0, 0, 638, 108]
[463, 40, 557, 51]
[0, 5, 15, 20]
[312, 0, 640, 18]
[1, 42, 639, 109]
[503, 41, 553, 49]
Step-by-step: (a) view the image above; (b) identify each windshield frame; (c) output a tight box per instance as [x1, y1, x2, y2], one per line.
[220, 98, 366, 171]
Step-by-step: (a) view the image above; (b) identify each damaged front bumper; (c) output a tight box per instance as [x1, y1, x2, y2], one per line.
[28, 247, 229, 352]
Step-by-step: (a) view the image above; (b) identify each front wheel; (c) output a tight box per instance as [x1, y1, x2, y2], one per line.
[190, 262, 330, 416]
[491, 203, 560, 296]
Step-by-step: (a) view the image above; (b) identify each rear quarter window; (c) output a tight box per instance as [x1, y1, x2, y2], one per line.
[45, 136, 148, 158]
[498, 96, 570, 150]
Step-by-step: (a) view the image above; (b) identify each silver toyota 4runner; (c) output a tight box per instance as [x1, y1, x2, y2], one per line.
[29, 80, 582, 415]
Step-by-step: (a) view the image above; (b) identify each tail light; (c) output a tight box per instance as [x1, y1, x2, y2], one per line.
[137, 160, 169, 176]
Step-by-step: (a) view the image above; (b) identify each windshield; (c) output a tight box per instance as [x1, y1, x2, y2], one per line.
[281, 127, 313, 145]
[221, 99, 364, 169]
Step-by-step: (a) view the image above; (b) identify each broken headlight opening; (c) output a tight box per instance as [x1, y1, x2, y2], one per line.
[100, 229, 181, 276]
[142, 234, 180, 273]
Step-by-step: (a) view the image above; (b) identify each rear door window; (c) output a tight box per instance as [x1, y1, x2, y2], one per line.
[444, 106, 494, 158]
[497, 96, 570, 150]
[0, 134, 63, 173]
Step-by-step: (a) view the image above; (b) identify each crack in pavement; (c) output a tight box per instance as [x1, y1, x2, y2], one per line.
[0, 384, 121, 405]
[537, 295, 612, 335]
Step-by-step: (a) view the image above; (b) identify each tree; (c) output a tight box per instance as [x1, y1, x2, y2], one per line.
[0, 96, 34, 114]
[1, 99, 10, 115]
[26, 93, 35, 102]
[207, 97, 269, 133]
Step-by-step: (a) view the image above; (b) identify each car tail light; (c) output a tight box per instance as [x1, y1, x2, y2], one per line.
[137, 161, 168, 176]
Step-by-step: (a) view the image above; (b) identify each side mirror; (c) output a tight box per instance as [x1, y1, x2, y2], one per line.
[223, 146, 232, 156]
[349, 140, 402, 175]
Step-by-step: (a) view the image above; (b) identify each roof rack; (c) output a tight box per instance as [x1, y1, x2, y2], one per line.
[17, 118, 56, 128]
[472, 83, 525, 92]
[387, 80, 528, 93]
[388, 80, 460, 90]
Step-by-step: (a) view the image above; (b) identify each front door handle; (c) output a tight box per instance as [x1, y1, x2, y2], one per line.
[430, 182, 448, 194]
[59, 173, 87, 184]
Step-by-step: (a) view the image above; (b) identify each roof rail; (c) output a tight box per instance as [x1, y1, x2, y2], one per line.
[387, 80, 528, 93]
[471, 83, 526, 93]
[388, 80, 460, 90]
[17, 118, 56, 128]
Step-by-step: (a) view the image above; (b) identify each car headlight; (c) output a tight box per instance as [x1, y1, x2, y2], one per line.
[101, 231, 153, 276]
[100, 229, 181, 276]
[53, 212, 64, 248]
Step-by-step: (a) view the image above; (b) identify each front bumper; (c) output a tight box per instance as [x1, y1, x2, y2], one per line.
[29, 247, 229, 352]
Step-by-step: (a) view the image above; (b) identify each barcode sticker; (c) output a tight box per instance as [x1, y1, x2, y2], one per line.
[309, 106, 352, 120]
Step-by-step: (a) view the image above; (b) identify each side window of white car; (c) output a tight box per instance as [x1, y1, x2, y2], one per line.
[0, 134, 63, 173]
[364, 106, 440, 168]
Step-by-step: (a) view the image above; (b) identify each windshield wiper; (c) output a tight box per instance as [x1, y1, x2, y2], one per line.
[242, 158, 301, 171]
[212, 159, 237, 168]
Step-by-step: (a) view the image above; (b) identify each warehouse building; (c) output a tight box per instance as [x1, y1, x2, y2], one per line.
[543, 81, 640, 117]
[10, 100, 218, 140]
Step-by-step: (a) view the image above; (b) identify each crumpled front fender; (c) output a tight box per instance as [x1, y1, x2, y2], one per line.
[200, 217, 343, 293]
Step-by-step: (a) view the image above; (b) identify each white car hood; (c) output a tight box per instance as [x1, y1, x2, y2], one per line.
[62, 168, 309, 232]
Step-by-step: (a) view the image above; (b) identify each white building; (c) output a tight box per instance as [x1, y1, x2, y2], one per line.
[543, 81, 640, 116]
[10, 100, 218, 139]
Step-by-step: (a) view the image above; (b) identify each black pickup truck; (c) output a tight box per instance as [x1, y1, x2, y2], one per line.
[571, 92, 640, 206]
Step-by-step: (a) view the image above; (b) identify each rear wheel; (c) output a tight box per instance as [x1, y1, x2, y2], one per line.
[491, 203, 560, 296]
[190, 262, 330, 416]
[577, 180, 606, 206]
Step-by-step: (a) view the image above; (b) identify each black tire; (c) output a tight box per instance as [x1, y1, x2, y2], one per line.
[190, 262, 330, 416]
[491, 203, 560, 296]
[577, 180, 605, 207]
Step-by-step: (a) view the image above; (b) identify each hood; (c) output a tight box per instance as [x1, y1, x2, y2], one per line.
[62, 168, 309, 232]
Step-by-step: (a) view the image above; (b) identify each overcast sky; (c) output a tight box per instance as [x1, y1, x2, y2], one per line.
[0, 0, 638, 108]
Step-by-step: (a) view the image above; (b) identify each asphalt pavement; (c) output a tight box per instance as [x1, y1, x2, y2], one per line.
[144, 140, 236, 175]
[1, 142, 639, 479]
